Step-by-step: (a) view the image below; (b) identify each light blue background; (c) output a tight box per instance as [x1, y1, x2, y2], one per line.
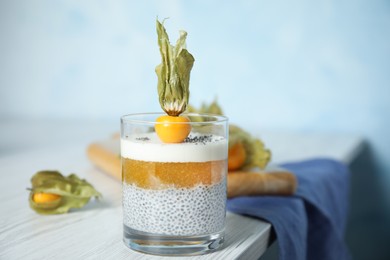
[1, 1, 389, 180]
[1, 1, 390, 256]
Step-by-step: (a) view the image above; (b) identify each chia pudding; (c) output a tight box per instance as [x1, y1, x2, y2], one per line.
[121, 132, 228, 236]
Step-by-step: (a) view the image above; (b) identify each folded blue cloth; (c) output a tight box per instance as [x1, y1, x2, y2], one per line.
[227, 158, 351, 260]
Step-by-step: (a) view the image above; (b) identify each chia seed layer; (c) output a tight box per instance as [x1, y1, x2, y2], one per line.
[123, 179, 226, 236]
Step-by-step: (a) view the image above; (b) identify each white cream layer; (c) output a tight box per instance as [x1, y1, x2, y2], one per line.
[121, 132, 228, 162]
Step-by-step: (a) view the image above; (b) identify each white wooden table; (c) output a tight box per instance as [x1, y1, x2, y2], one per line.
[0, 120, 364, 260]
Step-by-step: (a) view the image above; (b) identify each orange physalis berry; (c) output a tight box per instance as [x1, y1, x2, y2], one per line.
[228, 142, 247, 171]
[33, 193, 61, 203]
[155, 115, 191, 143]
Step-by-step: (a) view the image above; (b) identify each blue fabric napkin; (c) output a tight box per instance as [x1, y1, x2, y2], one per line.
[227, 158, 351, 260]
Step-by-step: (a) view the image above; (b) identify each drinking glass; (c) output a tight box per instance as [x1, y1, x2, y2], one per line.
[121, 113, 228, 256]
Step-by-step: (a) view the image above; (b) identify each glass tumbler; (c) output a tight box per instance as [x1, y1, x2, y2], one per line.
[121, 113, 228, 256]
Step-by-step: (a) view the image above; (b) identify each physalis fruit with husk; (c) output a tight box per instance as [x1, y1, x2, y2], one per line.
[28, 170, 102, 215]
[187, 100, 271, 171]
[154, 19, 195, 143]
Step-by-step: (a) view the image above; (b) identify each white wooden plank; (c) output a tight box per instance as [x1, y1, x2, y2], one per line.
[0, 120, 364, 259]
[0, 145, 271, 260]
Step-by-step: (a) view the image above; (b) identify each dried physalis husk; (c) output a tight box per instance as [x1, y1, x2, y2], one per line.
[155, 19, 195, 116]
[28, 170, 102, 215]
[187, 100, 271, 169]
[187, 99, 224, 117]
[229, 125, 271, 170]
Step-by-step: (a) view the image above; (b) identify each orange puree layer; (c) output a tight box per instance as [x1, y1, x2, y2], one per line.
[122, 158, 226, 189]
